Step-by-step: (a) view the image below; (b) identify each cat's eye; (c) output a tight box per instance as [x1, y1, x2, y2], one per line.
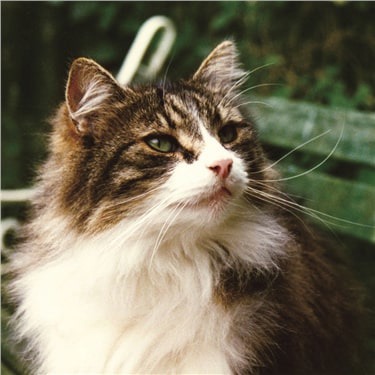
[218, 124, 238, 144]
[145, 135, 178, 153]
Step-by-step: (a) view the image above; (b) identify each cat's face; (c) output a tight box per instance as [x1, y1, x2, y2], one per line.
[50, 41, 272, 234]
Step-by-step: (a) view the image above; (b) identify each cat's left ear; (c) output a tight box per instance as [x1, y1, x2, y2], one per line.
[65, 58, 125, 134]
[192, 41, 247, 99]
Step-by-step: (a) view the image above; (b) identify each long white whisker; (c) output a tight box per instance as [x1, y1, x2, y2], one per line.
[161, 52, 176, 93]
[246, 187, 323, 224]
[245, 186, 337, 234]
[220, 61, 276, 105]
[225, 83, 282, 107]
[218, 71, 251, 107]
[149, 201, 188, 268]
[234, 100, 274, 109]
[218, 62, 278, 108]
[247, 62, 276, 75]
[261, 126, 344, 183]
[108, 195, 173, 247]
[152, 203, 183, 253]
[251, 129, 332, 175]
[302, 205, 374, 229]
[245, 187, 315, 235]
[87, 186, 165, 231]
[248, 181, 373, 230]
[250, 179, 302, 202]
[132, 198, 178, 254]
[96, 186, 165, 224]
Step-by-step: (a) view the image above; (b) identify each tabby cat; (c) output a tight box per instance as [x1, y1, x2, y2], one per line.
[9, 41, 361, 374]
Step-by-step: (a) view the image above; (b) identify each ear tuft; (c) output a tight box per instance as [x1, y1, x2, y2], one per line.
[193, 41, 247, 100]
[65, 58, 120, 133]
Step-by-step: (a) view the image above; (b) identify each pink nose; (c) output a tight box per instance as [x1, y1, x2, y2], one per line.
[208, 159, 233, 179]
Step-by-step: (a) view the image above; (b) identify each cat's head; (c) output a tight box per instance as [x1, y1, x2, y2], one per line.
[48, 41, 275, 235]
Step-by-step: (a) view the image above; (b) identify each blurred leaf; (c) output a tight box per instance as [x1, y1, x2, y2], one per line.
[210, 3, 239, 31]
[71, 2, 98, 22]
[99, 4, 117, 31]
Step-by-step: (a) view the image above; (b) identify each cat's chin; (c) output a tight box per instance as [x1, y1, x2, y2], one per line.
[187, 187, 232, 209]
[183, 186, 241, 223]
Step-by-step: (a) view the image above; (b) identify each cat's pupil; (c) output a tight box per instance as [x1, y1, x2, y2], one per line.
[218, 124, 238, 144]
[145, 135, 178, 153]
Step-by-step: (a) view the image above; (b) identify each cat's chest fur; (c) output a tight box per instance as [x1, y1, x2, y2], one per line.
[19, 212, 285, 374]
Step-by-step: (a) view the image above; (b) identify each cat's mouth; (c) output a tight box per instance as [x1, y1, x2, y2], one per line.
[188, 186, 233, 209]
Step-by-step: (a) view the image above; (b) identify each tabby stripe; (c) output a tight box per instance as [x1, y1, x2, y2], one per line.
[181, 149, 196, 164]
[168, 100, 189, 122]
[94, 141, 136, 200]
[113, 170, 164, 198]
[161, 112, 177, 130]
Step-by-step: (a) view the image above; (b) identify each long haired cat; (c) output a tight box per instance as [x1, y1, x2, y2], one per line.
[9, 41, 362, 374]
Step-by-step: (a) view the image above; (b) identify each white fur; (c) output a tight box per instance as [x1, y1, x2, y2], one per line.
[13, 131, 289, 374]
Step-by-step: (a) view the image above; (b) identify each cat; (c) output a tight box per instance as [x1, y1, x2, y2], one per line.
[8, 41, 362, 374]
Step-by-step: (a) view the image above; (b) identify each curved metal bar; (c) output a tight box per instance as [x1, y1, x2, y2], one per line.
[1, 188, 37, 203]
[116, 15, 176, 85]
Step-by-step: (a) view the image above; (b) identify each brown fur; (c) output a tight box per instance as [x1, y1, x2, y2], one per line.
[218, 226, 363, 374]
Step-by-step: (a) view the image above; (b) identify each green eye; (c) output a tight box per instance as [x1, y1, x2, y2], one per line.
[145, 135, 178, 153]
[218, 124, 238, 144]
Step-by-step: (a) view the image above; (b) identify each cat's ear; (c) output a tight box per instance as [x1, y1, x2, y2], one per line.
[192, 41, 247, 98]
[65, 58, 124, 134]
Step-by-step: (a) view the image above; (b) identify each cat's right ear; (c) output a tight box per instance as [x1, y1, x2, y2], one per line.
[192, 41, 247, 99]
[65, 58, 124, 135]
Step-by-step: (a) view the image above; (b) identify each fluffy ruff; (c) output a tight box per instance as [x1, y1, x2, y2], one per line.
[10, 200, 289, 374]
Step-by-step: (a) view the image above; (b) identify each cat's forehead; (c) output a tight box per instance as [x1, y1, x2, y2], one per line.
[139, 85, 244, 133]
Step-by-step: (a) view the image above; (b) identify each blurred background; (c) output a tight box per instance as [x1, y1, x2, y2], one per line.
[2, 2, 375, 373]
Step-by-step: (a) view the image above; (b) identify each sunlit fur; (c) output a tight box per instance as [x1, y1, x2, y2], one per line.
[9, 41, 361, 374]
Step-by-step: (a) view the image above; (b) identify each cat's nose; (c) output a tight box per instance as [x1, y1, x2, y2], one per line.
[208, 159, 233, 179]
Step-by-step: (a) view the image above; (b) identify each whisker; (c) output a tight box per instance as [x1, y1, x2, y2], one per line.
[260, 126, 344, 183]
[107, 195, 173, 247]
[250, 179, 305, 206]
[299, 204, 374, 229]
[225, 83, 282, 107]
[251, 129, 333, 175]
[246, 183, 373, 233]
[245, 186, 324, 234]
[110, 186, 163, 208]
[245, 185, 312, 217]
[96, 185, 164, 222]
[161, 52, 176, 94]
[149, 201, 188, 268]
[247, 62, 277, 76]
[224, 63, 278, 100]
[219, 62, 277, 108]
[233, 100, 274, 110]
[152, 202, 183, 253]
[218, 71, 251, 107]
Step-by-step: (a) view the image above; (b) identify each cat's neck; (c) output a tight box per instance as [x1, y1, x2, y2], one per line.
[26, 198, 289, 281]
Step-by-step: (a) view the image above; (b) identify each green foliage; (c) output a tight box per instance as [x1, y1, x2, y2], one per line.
[290, 66, 374, 110]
